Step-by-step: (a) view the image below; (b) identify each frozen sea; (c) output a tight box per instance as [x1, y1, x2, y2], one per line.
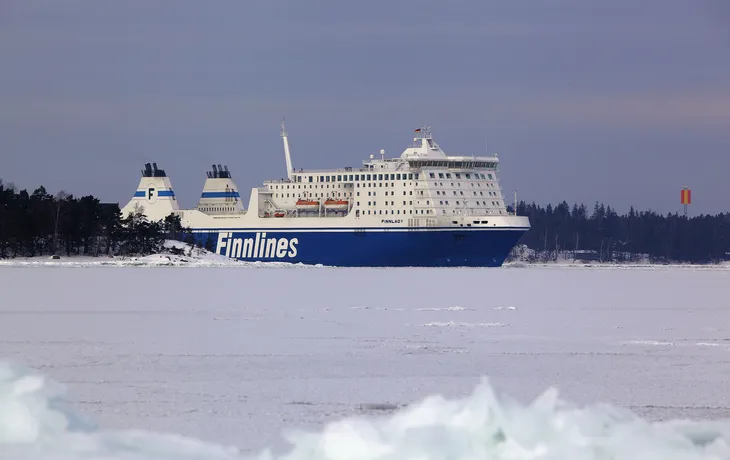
[1, 263, 730, 459]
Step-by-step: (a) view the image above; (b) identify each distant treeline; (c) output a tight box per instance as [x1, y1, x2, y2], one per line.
[0, 181, 188, 258]
[507, 201, 730, 264]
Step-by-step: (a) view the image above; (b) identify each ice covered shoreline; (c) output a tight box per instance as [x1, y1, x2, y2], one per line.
[1, 240, 728, 269]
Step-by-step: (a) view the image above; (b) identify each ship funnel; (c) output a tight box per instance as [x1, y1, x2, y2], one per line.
[197, 164, 245, 213]
[120, 162, 179, 221]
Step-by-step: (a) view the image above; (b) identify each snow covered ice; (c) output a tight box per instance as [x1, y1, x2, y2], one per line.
[0, 257, 729, 458]
[2, 361, 730, 460]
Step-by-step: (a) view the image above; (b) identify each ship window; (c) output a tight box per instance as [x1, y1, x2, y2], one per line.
[337, 175, 341, 181]
[446, 173, 451, 178]
[438, 173, 444, 178]
[466, 174, 471, 179]
[377, 174, 382, 180]
[397, 174, 401, 180]
[429, 173, 435, 178]
[349, 175, 353, 181]
[367, 174, 371, 180]
[488, 174, 493, 179]
[455, 173, 461, 179]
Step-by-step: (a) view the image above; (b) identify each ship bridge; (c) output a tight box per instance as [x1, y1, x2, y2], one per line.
[399, 126, 448, 159]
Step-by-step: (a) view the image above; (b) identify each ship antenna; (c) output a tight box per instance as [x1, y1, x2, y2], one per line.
[281, 118, 293, 180]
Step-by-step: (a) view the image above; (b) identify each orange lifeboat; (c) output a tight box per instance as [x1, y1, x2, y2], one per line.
[274, 211, 285, 217]
[296, 199, 319, 210]
[324, 199, 349, 210]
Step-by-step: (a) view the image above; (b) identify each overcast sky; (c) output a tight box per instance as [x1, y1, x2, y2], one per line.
[1, 0, 728, 215]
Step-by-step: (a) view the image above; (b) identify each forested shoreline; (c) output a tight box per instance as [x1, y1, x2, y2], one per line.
[2, 180, 728, 263]
[0, 181, 188, 258]
[506, 201, 730, 264]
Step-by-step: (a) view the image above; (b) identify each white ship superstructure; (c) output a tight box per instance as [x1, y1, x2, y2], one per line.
[257, 125, 509, 223]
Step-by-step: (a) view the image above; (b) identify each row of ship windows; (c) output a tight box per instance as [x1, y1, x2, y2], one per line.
[430, 172, 493, 180]
[435, 190, 497, 197]
[200, 207, 236, 213]
[357, 209, 433, 215]
[288, 172, 494, 182]
[353, 209, 505, 216]
[290, 173, 419, 183]
[431, 182, 496, 189]
[272, 190, 497, 199]
[437, 200, 502, 207]
[271, 181, 495, 190]
[361, 200, 501, 208]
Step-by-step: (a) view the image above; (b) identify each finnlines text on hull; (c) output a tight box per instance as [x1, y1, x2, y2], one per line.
[217, 232, 298, 259]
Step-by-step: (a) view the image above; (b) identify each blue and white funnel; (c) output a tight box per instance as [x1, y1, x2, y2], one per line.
[120, 162, 180, 221]
[196, 165, 244, 214]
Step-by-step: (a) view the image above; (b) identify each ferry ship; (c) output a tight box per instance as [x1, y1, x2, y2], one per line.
[119, 124, 530, 267]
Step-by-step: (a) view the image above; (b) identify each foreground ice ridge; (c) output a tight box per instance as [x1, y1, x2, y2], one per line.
[1, 361, 729, 460]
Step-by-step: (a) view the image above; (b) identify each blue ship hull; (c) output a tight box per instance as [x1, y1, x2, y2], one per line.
[192, 227, 527, 267]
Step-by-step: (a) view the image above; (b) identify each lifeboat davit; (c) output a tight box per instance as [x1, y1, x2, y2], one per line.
[324, 199, 349, 210]
[295, 199, 319, 211]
